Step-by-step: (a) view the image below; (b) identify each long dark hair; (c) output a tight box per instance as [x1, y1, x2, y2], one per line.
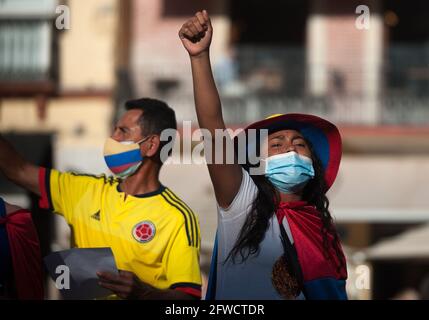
[226, 138, 346, 273]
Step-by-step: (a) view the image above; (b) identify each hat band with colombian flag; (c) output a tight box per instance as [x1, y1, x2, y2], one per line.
[103, 138, 143, 175]
[234, 113, 342, 192]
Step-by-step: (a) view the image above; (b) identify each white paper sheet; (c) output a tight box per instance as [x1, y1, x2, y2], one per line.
[44, 247, 119, 300]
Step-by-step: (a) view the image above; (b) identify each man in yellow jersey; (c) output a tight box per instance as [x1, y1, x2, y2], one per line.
[0, 98, 201, 299]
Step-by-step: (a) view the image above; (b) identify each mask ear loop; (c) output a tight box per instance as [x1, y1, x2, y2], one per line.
[136, 135, 151, 145]
[135, 135, 155, 161]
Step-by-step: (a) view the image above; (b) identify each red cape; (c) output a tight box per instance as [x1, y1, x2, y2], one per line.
[276, 201, 347, 282]
[0, 209, 44, 299]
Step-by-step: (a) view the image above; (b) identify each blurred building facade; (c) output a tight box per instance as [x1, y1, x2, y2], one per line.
[0, 0, 120, 299]
[1, 0, 428, 299]
[0, 0, 118, 176]
[128, 0, 429, 300]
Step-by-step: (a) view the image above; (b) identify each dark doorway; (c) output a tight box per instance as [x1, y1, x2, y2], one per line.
[372, 260, 429, 299]
[230, 0, 309, 45]
[229, 0, 309, 98]
[0, 133, 54, 261]
[383, 0, 429, 97]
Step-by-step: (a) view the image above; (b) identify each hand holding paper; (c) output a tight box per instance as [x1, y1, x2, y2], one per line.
[97, 270, 152, 300]
[44, 248, 119, 300]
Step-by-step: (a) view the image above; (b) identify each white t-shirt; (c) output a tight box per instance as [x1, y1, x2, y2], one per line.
[214, 168, 305, 300]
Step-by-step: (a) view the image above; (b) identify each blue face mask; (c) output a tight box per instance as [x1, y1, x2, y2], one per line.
[264, 151, 315, 194]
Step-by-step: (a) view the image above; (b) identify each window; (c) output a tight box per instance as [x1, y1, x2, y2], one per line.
[0, 0, 58, 94]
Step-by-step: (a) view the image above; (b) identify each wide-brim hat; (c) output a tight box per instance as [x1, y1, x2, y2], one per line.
[233, 113, 342, 191]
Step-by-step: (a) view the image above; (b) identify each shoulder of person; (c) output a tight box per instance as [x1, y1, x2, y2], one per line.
[67, 171, 111, 180]
[159, 188, 198, 224]
[63, 171, 119, 187]
[218, 167, 258, 215]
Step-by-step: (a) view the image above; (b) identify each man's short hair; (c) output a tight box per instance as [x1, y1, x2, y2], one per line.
[125, 98, 177, 160]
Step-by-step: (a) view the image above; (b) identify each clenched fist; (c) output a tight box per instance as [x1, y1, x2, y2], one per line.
[179, 10, 213, 57]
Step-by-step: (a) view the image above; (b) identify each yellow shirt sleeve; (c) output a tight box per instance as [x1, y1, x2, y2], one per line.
[39, 167, 103, 224]
[165, 218, 202, 298]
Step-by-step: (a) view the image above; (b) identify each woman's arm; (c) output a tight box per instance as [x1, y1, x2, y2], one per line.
[179, 11, 242, 208]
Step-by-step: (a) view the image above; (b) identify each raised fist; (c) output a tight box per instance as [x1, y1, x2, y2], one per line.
[179, 10, 213, 57]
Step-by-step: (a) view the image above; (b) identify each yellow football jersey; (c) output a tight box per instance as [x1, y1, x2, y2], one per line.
[38, 167, 201, 298]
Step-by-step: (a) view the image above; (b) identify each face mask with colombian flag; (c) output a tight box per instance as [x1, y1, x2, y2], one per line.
[103, 137, 148, 179]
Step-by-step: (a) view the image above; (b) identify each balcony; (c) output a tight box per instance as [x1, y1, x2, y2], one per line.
[212, 45, 429, 126]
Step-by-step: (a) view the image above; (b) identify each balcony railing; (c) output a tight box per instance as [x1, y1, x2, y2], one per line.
[207, 45, 429, 125]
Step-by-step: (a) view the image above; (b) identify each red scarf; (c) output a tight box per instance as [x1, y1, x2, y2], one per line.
[275, 201, 347, 282]
[0, 209, 44, 299]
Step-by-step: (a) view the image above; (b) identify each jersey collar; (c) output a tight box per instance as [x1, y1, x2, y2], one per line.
[116, 184, 166, 198]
